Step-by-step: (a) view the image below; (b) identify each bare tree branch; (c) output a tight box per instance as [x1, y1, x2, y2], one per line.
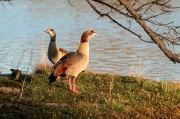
[117, 0, 180, 63]
[86, 0, 143, 39]
[93, 0, 132, 18]
[86, 0, 180, 63]
[0, 0, 13, 7]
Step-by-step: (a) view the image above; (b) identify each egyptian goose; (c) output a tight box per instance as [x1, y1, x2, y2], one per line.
[49, 30, 98, 93]
[44, 28, 68, 64]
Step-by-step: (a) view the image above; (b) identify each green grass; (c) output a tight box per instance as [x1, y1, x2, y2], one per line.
[0, 71, 180, 119]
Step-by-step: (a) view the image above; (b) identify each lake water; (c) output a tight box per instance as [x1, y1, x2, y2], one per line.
[1, 0, 180, 81]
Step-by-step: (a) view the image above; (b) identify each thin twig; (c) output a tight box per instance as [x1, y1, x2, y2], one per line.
[16, 49, 26, 69]
[0, 49, 11, 61]
[86, 0, 142, 38]
[0, 1, 5, 8]
[19, 76, 27, 102]
[26, 41, 35, 74]
[93, 0, 132, 18]
[0, 0, 13, 7]
[68, 0, 73, 6]
[8, 0, 13, 6]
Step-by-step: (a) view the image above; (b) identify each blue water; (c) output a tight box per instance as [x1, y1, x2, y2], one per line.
[1, 0, 180, 81]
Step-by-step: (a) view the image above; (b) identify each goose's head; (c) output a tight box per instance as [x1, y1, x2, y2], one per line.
[80, 30, 98, 43]
[44, 28, 56, 37]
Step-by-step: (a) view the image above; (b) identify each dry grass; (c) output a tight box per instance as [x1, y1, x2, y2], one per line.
[34, 38, 52, 74]
[128, 56, 150, 78]
[34, 63, 52, 74]
[0, 72, 180, 119]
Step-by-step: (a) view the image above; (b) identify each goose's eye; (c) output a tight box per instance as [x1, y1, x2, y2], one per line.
[90, 30, 94, 34]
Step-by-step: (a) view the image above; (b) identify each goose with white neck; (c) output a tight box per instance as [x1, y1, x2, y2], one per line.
[49, 30, 98, 93]
[44, 28, 68, 64]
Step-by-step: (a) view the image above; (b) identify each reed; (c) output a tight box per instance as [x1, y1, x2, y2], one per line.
[34, 38, 52, 74]
[128, 56, 150, 78]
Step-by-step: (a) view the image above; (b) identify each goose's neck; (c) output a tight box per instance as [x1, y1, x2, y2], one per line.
[51, 35, 56, 42]
[49, 35, 58, 55]
[78, 41, 89, 58]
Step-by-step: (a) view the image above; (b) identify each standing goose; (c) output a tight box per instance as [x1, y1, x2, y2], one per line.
[44, 28, 68, 64]
[49, 30, 98, 93]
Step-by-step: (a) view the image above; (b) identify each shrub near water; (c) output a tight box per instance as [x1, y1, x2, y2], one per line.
[0, 71, 180, 119]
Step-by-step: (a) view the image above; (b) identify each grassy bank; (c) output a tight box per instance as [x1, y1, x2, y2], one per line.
[0, 71, 180, 119]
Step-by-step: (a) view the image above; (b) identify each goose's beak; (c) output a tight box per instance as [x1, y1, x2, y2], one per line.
[94, 33, 99, 37]
[44, 30, 49, 33]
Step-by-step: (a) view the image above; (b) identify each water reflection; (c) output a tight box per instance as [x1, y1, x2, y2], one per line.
[0, 0, 180, 81]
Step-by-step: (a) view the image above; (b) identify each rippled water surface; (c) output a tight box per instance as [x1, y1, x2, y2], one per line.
[1, 0, 180, 81]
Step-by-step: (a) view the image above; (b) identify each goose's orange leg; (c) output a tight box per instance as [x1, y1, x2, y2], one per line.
[71, 78, 82, 93]
[67, 76, 72, 91]
[67, 76, 81, 93]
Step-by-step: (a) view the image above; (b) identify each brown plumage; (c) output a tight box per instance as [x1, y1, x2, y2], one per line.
[10, 69, 21, 80]
[49, 30, 99, 93]
[44, 28, 68, 64]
